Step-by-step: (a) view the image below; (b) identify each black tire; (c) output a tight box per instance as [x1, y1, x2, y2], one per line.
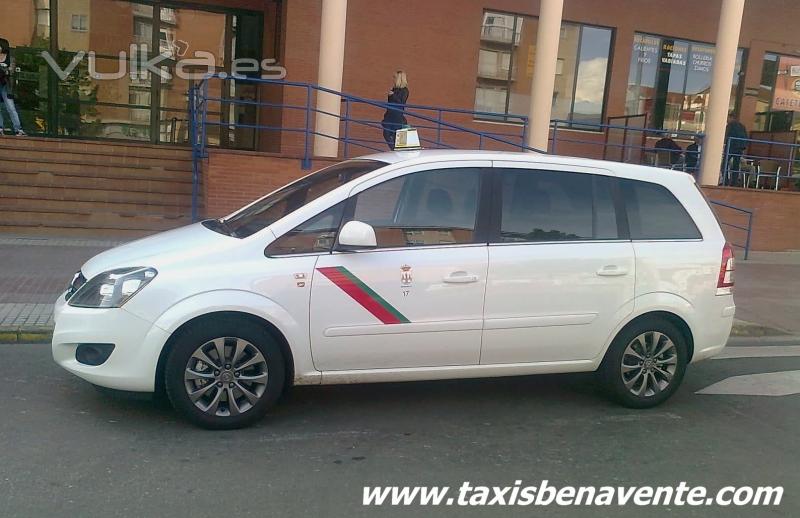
[164, 316, 286, 429]
[600, 317, 688, 408]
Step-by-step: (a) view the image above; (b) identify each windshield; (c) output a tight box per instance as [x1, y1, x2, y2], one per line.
[204, 159, 387, 238]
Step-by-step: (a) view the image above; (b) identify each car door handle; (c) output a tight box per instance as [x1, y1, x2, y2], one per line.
[596, 265, 629, 277]
[443, 272, 479, 284]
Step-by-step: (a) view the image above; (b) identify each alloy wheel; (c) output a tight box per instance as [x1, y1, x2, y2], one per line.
[620, 331, 678, 398]
[183, 337, 269, 417]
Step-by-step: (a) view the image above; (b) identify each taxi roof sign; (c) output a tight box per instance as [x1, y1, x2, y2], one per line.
[394, 127, 422, 150]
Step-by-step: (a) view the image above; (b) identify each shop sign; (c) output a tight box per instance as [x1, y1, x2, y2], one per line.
[772, 56, 800, 111]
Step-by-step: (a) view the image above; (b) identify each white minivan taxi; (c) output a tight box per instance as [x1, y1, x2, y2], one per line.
[53, 150, 735, 429]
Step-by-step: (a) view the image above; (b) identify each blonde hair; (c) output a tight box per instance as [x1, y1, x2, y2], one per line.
[393, 70, 408, 89]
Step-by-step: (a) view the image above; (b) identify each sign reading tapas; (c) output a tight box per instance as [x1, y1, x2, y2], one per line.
[660, 41, 688, 67]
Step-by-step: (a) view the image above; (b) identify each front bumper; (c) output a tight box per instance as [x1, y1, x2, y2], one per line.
[52, 293, 170, 392]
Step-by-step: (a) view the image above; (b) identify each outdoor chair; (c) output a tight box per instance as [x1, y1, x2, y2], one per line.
[655, 150, 683, 170]
[739, 159, 757, 188]
[755, 159, 783, 190]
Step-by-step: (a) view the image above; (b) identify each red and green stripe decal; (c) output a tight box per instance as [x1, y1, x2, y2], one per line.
[317, 266, 410, 325]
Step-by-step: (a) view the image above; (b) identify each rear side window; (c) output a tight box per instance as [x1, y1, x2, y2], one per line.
[621, 179, 701, 240]
[497, 169, 619, 242]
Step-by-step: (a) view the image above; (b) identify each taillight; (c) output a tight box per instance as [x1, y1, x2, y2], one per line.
[717, 243, 735, 295]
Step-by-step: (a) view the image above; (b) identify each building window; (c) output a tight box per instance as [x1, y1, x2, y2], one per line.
[625, 33, 746, 133]
[474, 11, 613, 127]
[754, 52, 800, 133]
[70, 14, 88, 32]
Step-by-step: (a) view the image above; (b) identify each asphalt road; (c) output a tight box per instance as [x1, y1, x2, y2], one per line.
[0, 342, 797, 518]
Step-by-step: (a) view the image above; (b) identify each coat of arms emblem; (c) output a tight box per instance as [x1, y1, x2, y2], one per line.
[400, 264, 413, 287]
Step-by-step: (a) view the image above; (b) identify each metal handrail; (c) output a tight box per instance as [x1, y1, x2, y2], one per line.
[708, 199, 754, 260]
[188, 75, 546, 219]
[723, 135, 799, 190]
[193, 75, 538, 158]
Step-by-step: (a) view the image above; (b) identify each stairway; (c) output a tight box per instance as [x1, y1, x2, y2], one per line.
[0, 136, 196, 238]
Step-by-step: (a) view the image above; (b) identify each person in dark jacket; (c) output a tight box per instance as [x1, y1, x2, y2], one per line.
[381, 70, 409, 150]
[724, 113, 748, 186]
[684, 135, 702, 177]
[654, 132, 683, 166]
[0, 38, 25, 136]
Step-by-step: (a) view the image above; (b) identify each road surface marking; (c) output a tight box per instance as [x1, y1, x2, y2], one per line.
[713, 346, 800, 360]
[696, 370, 800, 396]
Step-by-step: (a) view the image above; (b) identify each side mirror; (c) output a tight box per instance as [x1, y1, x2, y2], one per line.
[337, 220, 377, 251]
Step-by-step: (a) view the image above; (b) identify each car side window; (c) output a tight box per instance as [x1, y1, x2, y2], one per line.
[349, 168, 482, 247]
[620, 179, 701, 240]
[265, 202, 345, 256]
[497, 169, 619, 242]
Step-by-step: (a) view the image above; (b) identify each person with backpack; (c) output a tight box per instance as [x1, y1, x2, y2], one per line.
[0, 38, 25, 136]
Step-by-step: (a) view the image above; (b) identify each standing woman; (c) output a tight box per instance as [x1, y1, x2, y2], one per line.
[0, 39, 25, 136]
[381, 70, 409, 150]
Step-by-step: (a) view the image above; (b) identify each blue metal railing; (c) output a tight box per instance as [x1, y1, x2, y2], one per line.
[723, 136, 799, 190]
[189, 75, 536, 160]
[188, 75, 544, 220]
[708, 199, 754, 260]
[550, 118, 705, 171]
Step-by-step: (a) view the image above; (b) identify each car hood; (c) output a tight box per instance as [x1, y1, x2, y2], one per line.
[81, 222, 242, 279]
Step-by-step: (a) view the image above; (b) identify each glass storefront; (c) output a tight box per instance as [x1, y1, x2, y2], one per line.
[475, 11, 613, 127]
[754, 52, 800, 135]
[625, 33, 745, 133]
[2, 0, 264, 146]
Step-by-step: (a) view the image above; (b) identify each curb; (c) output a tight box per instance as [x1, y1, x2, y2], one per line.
[0, 321, 795, 345]
[0, 325, 53, 344]
[729, 319, 790, 338]
[727, 334, 800, 346]
[0, 321, 800, 345]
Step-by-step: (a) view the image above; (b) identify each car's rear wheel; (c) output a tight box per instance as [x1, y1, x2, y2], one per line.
[164, 318, 285, 429]
[601, 317, 687, 408]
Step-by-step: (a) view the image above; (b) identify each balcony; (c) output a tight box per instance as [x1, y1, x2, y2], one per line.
[478, 65, 516, 81]
[481, 25, 520, 45]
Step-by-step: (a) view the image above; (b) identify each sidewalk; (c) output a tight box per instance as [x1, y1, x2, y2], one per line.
[0, 236, 124, 342]
[732, 251, 800, 336]
[0, 235, 798, 342]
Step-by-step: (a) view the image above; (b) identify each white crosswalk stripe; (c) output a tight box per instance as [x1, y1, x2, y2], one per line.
[696, 370, 800, 397]
[712, 346, 800, 360]
[698, 344, 800, 396]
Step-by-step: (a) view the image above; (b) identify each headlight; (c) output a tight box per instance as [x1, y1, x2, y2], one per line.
[68, 267, 158, 308]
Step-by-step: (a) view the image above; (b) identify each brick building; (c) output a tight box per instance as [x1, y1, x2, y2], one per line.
[1, 0, 799, 249]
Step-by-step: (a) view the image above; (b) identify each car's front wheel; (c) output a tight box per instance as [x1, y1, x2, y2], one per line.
[601, 317, 688, 408]
[164, 317, 286, 429]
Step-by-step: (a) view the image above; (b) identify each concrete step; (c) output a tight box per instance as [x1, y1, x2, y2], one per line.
[0, 184, 193, 209]
[0, 224, 156, 240]
[0, 136, 193, 162]
[0, 196, 191, 218]
[0, 170, 194, 196]
[0, 208, 190, 232]
[0, 147, 193, 171]
[0, 158, 193, 184]
[0, 136, 198, 236]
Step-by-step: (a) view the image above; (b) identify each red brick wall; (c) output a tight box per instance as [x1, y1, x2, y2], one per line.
[202, 150, 339, 218]
[270, 0, 800, 159]
[702, 186, 800, 252]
